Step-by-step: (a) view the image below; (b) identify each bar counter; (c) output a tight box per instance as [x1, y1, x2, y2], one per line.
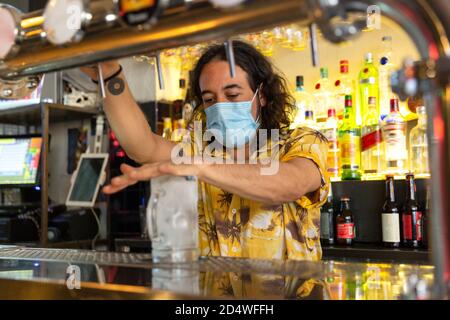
[0, 245, 434, 300]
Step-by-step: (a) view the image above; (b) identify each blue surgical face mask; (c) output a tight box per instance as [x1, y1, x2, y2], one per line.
[204, 88, 260, 148]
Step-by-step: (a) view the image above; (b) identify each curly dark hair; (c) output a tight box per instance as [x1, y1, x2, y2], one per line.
[190, 40, 295, 133]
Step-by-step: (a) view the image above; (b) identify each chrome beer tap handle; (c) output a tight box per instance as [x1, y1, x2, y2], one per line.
[224, 39, 236, 78]
[155, 52, 165, 90]
[97, 63, 106, 99]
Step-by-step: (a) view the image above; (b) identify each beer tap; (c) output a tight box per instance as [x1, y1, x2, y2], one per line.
[97, 63, 107, 99]
[309, 23, 319, 67]
[155, 52, 165, 90]
[224, 39, 236, 78]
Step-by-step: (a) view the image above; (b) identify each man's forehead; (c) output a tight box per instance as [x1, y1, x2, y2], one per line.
[199, 61, 250, 90]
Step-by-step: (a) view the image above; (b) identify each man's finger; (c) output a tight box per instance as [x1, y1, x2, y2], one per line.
[102, 184, 127, 194]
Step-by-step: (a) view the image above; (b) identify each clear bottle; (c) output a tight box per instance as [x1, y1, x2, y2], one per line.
[290, 75, 316, 129]
[378, 36, 393, 119]
[334, 60, 355, 119]
[303, 110, 318, 130]
[362, 97, 384, 179]
[339, 95, 362, 180]
[313, 67, 334, 123]
[409, 106, 429, 177]
[322, 108, 340, 179]
[359, 53, 380, 119]
[381, 98, 408, 175]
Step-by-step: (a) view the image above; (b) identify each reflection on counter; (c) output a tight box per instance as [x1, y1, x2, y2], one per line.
[0, 247, 435, 300]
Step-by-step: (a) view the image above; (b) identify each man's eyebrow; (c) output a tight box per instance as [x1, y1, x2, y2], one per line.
[201, 90, 214, 96]
[201, 84, 243, 95]
[223, 84, 243, 90]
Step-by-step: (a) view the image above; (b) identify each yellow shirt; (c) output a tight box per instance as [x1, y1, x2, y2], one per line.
[188, 127, 330, 262]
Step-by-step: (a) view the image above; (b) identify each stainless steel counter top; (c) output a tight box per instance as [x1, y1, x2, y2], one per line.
[0, 246, 435, 300]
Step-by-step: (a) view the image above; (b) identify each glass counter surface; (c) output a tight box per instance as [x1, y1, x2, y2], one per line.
[0, 245, 434, 300]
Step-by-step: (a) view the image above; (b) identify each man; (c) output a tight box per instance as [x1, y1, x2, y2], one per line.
[82, 40, 329, 261]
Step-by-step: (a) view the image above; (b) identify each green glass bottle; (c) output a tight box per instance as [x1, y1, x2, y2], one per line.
[359, 53, 380, 119]
[339, 95, 362, 180]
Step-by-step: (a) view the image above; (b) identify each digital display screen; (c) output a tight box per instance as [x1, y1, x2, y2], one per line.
[0, 137, 42, 185]
[68, 157, 105, 203]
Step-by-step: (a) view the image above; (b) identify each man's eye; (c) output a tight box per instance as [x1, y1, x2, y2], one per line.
[227, 94, 240, 99]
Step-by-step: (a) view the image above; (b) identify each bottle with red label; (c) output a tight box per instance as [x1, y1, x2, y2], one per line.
[336, 196, 355, 245]
[361, 96, 384, 179]
[381, 98, 408, 175]
[401, 173, 424, 248]
[322, 108, 340, 179]
[381, 175, 400, 247]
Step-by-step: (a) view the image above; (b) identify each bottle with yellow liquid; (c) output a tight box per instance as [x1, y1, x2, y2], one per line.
[339, 95, 362, 180]
[162, 117, 173, 140]
[359, 53, 380, 119]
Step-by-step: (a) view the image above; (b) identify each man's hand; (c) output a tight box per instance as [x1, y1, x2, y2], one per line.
[102, 162, 202, 194]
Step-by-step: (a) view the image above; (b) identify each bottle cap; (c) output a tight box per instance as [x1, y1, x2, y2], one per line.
[340, 196, 350, 202]
[328, 108, 336, 118]
[305, 110, 314, 118]
[296, 75, 304, 87]
[365, 52, 373, 62]
[340, 60, 349, 73]
[390, 98, 399, 112]
[320, 67, 329, 78]
[406, 173, 415, 179]
[386, 174, 395, 180]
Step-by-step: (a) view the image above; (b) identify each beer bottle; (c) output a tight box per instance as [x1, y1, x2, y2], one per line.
[336, 197, 355, 245]
[381, 175, 400, 247]
[401, 174, 424, 248]
[320, 186, 335, 245]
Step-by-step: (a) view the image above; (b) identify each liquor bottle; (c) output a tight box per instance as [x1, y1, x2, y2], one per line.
[339, 95, 362, 180]
[303, 110, 318, 130]
[359, 53, 380, 119]
[361, 97, 384, 179]
[162, 117, 172, 140]
[172, 119, 186, 143]
[409, 106, 430, 177]
[381, 98, 408, 175]
[378, 36, 393, 119]
[290, 75, 316, 129]
[402, 174, 424, 248]
[322, 108, 340, 178]
[313, 67, 334, 123]
[381, 175, 400, 247]
[320, 186, 335, 245]
[334, 60, 354, 119]
[336, 196, 355, 245]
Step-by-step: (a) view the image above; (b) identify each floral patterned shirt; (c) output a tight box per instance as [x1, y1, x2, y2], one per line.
[187, 127, 330, 262]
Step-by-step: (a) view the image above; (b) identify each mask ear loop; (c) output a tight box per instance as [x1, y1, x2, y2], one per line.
[253, 83, 263, 125]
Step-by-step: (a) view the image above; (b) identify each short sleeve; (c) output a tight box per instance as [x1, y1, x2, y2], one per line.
[280, 128, 330, 209]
